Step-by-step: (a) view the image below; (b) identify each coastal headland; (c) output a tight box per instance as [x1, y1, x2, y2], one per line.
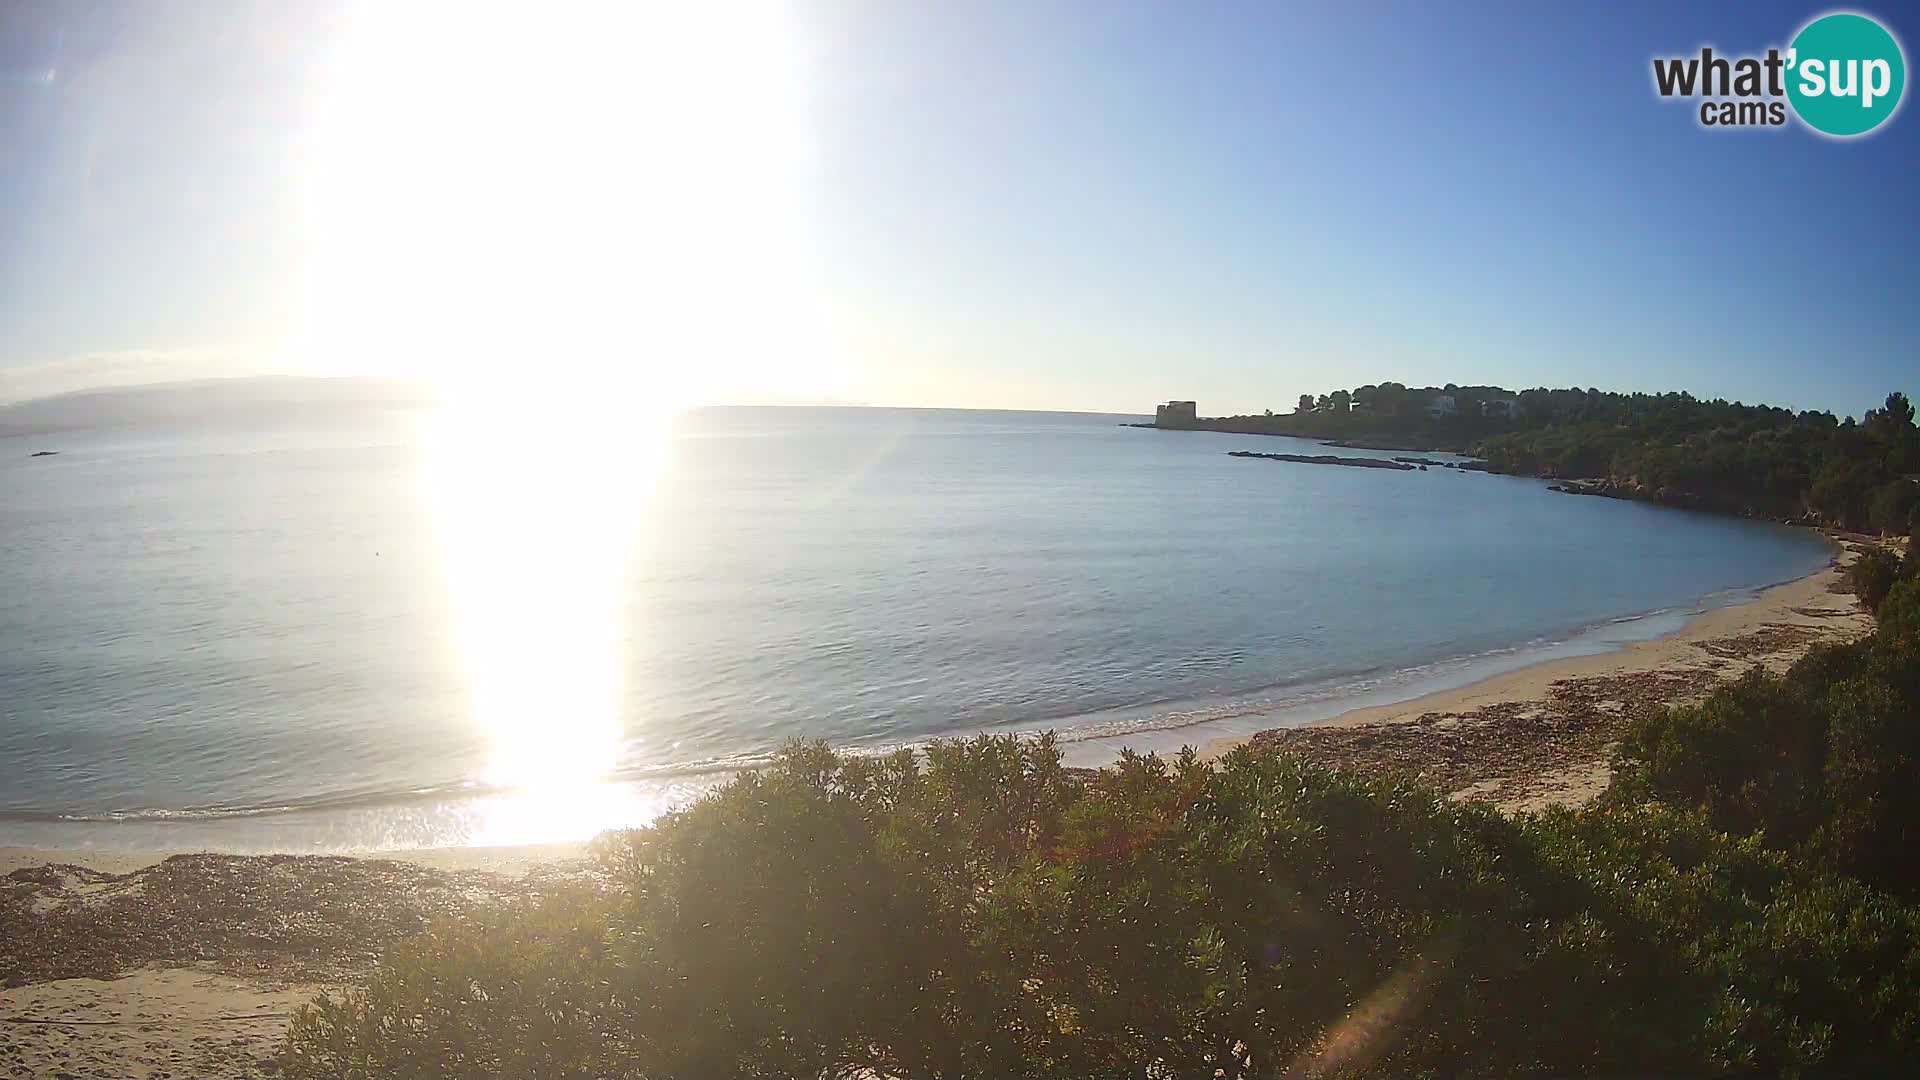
[1141, 388, 1920, 531]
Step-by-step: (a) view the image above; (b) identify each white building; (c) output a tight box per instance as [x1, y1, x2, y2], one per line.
[1425, 394, 1457, 418]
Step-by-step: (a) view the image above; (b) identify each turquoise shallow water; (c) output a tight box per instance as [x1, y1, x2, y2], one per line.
[0, 391, 1831, 850]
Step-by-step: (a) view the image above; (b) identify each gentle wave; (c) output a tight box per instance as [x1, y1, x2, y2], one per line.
[0, 754, 776, 824]
[0, 592, 1739, 827]
[0, 406, 1834, 850]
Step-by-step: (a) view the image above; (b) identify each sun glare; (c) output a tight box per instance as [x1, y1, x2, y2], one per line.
[292, 1, 841, 841]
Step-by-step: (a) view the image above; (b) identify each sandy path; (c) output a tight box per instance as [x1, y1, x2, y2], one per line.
[0, 968, 323, 1079]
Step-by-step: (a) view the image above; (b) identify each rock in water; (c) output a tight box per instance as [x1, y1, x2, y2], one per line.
[1227, 450, 1416, 471]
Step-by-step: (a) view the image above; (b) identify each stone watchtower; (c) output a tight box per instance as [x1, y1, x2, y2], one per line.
[1155, 400, 1197, 428]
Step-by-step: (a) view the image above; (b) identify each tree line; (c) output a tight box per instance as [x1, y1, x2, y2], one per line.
[1206, 385, 1919, 533]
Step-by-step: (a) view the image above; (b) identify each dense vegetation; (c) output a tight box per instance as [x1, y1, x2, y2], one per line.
[1203, 385, 1920, 532]
[1614, 553, 1920, 897]
[287, 549, 1920, 1079]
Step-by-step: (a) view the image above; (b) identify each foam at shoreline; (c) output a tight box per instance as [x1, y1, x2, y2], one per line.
[0, 547, 1848, 856]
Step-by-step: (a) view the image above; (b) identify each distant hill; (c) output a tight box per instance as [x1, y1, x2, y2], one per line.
[0, 376, 438, 438]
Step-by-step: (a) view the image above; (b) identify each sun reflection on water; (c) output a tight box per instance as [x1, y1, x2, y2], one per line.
[420, 394, 669, 843]
[467, 779, 665, 848]
[294, 1, 841, 845]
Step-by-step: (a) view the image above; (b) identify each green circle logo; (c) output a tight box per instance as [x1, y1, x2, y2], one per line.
[1786, 12, 1906, 136]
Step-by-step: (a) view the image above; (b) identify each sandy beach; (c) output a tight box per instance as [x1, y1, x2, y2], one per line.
[0, 844, 600, 1078]
[0, 537, 1880, 1077]
[1208, 533, 1876, 813]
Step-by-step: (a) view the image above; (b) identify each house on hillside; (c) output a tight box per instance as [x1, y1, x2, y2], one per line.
[1155, 400, 1198, 428]
[1425, 394, 1457, 418]
[1481, 398, 1523, 419]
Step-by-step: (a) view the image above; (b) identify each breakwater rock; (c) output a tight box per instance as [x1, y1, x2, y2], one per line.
[1227, 450, 1415, 471]
[1389, 456, 1490, 471]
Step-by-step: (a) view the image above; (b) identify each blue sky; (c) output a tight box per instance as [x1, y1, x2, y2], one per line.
[0, 2, 1913, 415]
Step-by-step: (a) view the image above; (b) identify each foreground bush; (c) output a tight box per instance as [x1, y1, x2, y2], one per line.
[1616, 573, 1920, 897]
[1846, 546, 1904, 612]
[283, 885, 621, 1078]
[283, 733, 1920, 1079]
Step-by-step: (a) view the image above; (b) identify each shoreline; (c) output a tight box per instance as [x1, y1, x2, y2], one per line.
[0, 839, 590, 878]
[3, 536, 1861, 870]
[1137, 423, 1821, 527]
[0, 537, 1878, 1078]
[1202, 535, 1872, 811]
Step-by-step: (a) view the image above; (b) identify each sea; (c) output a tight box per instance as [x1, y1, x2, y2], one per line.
[0, 384, 1833, 852]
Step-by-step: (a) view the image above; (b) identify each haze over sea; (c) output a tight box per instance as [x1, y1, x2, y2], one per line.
[0, 383, 1830, 852]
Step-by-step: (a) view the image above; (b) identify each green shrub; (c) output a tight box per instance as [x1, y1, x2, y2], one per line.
[1881, 577, 1920, 648]
[1616, 576, 1920, 897]
[280, 884, 623, 1079]
[283, 737, 1920, 1079]
[1846, 547, 1904, 612]
[1612, 667, 1832, 846]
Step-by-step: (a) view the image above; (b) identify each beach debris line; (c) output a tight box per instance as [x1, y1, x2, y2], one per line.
[1243, 614, 1850, 811]
[0, 852, 598, 987]
[0, 1010, 291, 1026]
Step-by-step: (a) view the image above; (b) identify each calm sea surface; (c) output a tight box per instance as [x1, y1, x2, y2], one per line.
[0, 396, 1831, 850]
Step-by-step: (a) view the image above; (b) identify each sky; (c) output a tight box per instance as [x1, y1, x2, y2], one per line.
[0, 1, 1914, 416]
